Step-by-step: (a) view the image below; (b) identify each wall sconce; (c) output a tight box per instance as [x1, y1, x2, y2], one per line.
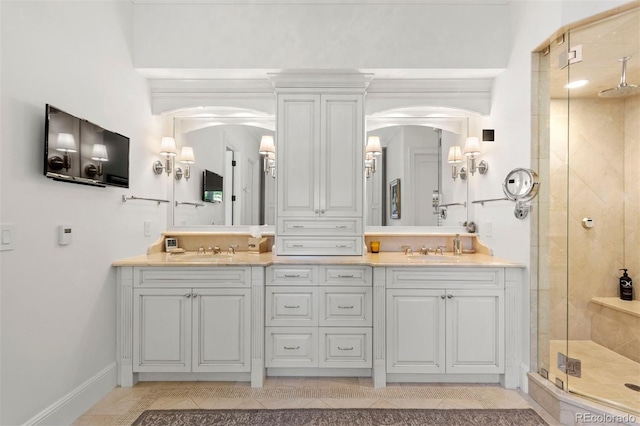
[175, 146, 195, 181]
[365, 136, 382, 178]
[259, 135, 276, 177]
[463, 136, 488, 176]
[49, 132, 77, 172]
[153, 137, 177, 176]
[447, 146, 463, 180]
[85, 143, 108, 178]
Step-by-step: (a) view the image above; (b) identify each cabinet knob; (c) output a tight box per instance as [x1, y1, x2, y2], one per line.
[440, 295, 446, 299]
[192, 293, 199, 298]
[321, 209, 326, 214]
[315, 209, 319, 214]
[185, 293, 192, 298]
[447, 294, 453, 299]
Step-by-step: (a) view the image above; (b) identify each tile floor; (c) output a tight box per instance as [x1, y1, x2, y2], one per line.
[547, 340, 640, 416]
[73, 378, 560, 425]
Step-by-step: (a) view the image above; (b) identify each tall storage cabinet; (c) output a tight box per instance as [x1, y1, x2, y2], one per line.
[275, 90, 365, 256]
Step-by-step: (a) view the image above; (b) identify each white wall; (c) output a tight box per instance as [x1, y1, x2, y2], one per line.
[0, 2, 160, 424]
[133, 3, 510, 72]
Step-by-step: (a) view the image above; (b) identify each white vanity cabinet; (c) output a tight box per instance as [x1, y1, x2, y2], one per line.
[265, 265, 373, 373]
[383, 267, 513, 386]
[275, 93, 364, 255]
[117, 266, 264, 387]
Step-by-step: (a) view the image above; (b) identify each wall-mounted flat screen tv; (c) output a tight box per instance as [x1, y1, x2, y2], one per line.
[202, 169, 223, 203]
[44, 104, 130, 188]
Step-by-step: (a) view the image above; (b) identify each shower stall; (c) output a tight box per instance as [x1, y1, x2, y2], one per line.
[534, 5, 640, 417]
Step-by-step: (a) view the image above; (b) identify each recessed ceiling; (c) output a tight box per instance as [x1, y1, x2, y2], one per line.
[550, 8, 640, 99]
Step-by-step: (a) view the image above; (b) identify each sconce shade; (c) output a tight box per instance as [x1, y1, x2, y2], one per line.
[463, 137, 480, 156]
[56, 133, 77, 152]
[366, 136, 382, 155]
[259, 135, 275, 154]
[180, 146, 195, 163]
[91, 144, 109, 162]
[447, 146, 462, 163]
[160, 137, 177, 156]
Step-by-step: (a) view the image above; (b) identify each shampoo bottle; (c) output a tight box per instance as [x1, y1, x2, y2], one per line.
[619, 269, 633, 301]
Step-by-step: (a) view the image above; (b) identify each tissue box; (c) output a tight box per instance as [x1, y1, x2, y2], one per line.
[248, 237, 268, 253]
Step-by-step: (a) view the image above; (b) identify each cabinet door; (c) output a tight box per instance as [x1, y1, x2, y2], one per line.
[133, 288, 191, 372]
[446, 289, 504, 374]
[277, 94, 321, 218]
[319, 94, 363, 217]
[386, 289, 445, 373]
[192, 288, 251, 372]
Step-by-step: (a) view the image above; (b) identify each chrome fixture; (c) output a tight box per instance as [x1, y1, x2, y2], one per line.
[463, 136, 488, 176]
[365, 136, 382, 178]
[153, 137, 177, 176]
[453, 234, 462, 256]
[175, 146, 196, 181]
[598, 56, 640, 98]
[49, 132, 77, 172]
[259, 135, 276, 177]
[447, 146, 463, 180]
[85, 143, 108, 178]
[121, 195, 170, 205]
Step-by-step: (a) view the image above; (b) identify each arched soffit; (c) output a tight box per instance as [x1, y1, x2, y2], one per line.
[366, 106, 482, 135]
[168, 106, 276, 132]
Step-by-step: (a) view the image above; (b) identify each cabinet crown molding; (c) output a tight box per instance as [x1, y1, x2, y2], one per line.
[268, 72, 374, 90]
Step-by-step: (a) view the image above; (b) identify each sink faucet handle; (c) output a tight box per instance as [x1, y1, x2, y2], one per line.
[213, 245, 221, 254]
[228, 245, 238, 254]
[420, 246, 429, 255]
[198, 245, 205, 254]
[435, 246, 446, 255]
[401, 245, 413, 256]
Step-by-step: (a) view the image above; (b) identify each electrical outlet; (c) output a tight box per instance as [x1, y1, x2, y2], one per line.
[144, 221, 151, 237]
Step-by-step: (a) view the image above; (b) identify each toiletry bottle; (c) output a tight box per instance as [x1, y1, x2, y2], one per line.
[619, 269, 633, 301]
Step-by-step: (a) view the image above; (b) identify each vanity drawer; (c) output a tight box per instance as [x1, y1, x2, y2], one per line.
[135, 267, 250, 288]
[320, 287, 372, 327]
[320, 266, 372, 286]
[386, 267, 504, 289]
[319, 327, 372, 368]
[266, 327, 318, 368]
[277, 237, 362, 256]
[267, 265, 317, 286]
[266, 287, 318, 326]
[278, 218, 362, 235]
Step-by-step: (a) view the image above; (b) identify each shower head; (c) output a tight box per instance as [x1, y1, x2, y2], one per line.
[598, 56, 640, 97]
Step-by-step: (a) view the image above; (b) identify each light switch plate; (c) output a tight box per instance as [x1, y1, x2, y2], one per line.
[144, 221, 151, 237]
[1, 224, 14, 251]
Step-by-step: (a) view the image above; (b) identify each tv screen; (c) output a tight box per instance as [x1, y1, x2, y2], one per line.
[44, 104, 130, 188]
[202, 169, 223, 203]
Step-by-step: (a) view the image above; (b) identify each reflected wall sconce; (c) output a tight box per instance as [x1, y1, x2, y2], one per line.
[153, 137, 177, 176]
[447, 146, 463, 180]
[259, 135, 276, 177]
[175, 146, 195, 181]
[85, 143, 108, 178]
[49, 132, 77, 172]
[365, 136, 382, 178]
[463, 136, 488, 176]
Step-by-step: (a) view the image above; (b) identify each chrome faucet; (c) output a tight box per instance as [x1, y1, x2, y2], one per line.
[419, 246, 429, 255]
[212, 245, 221, 254]
[401, 246, 413, 256]
[453, 234, 462, 256]
[228, 244, 238, 255]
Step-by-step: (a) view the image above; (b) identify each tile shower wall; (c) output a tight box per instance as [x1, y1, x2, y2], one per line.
[548, 96, 638, 360]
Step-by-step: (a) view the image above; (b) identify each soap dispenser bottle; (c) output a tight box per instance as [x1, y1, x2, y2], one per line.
[619, 269, 633, 301]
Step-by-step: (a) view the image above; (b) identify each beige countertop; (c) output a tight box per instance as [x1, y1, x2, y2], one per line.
[113, 251, 524, 268]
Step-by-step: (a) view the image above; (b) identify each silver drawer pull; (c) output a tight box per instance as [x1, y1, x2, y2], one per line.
[338, 305, 354, 309]
[337, 274, 354, 278]
[292, 225, 304, 228]
[335, 225, 347, 229]
[336, 245, 348, 248]
[284, 274, 301, 278]
[338, 346, 354, 351]
[284, 346, 300, 350]
[292, 244, 304, 248]
[284, 305, 300, 309]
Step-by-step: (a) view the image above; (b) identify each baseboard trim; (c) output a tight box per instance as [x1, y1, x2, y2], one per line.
[519, 363, 530, 393]
[23, 362, 117, 426]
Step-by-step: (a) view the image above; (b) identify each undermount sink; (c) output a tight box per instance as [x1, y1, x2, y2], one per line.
[167, 252, 235, 262]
